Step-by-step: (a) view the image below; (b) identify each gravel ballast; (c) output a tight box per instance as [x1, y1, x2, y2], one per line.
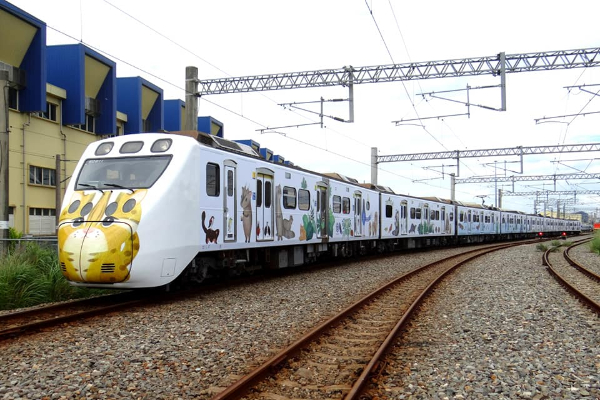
[0, 242, 597, 399]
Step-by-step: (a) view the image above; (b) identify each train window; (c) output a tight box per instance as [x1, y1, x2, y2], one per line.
[416, 208, 422, 219]
[76, 155, 172, 190]
[436, 211, 440, 220]
[410, 208, 416, 219]
[366, 201, 370, 211]
[459, 212, 464, 222]
[441, 208, 446, 221]
[227, 170, 234, 197]
[206, 163, 220, 196]
[449, 212, 454, 222]
[430, 210, 435, 220]
[283, 186, 297, 209]
[264, 181, 272, 208]
[333, 196, 341, 213]
[342, 197, 350, 214]
[256, 180, 262, 207]
[298, 189, 310, 211]
[385, 204, 392, 218]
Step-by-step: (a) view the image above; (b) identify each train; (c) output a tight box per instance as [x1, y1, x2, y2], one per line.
[57, 131, 581, 288]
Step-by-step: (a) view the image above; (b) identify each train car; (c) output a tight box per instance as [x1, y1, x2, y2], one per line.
[57, 131, 581, 289]
[58, 131, 382, 288]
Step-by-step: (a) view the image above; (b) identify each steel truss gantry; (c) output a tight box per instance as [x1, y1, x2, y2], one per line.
[503, 190, 600, 196]
[196, 48, 600, 95]
[378, 143, 600, 164]
[455, 173, 600, 184]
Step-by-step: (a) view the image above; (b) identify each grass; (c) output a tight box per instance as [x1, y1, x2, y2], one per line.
[0, 241, 109, 311]
[589, 232, 600, 255]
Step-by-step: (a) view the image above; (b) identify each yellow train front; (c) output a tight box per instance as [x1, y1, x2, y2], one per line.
[57, 133, 202, 288]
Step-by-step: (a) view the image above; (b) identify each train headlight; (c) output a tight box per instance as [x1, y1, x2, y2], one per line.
[120, 141, 144, 154]
[151, 139, 172, 153]
[95, 142, 114, 156]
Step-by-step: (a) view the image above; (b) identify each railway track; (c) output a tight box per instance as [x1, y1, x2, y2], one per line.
[543, 238, 600, 314]
[211, 240, 535, 400]
[0, 291, 152, 342]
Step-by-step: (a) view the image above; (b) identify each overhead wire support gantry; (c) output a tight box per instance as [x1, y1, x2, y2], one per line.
[195, 48, 600, 95]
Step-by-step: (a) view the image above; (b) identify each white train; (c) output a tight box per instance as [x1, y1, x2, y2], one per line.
[57, 132, 581, 288]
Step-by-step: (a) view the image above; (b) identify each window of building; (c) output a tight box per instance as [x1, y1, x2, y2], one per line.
[206, 163, 220, 196]
[29, 166, 56, 187]
[283, 186, 296, 209]
[38, 102, 57, 121]
[333, 195, 341, 213]
[298, 189, 310, 211]
[342, 197, 350, 214]
[8, 87, 18, 110]
[73, 114, 95, 133]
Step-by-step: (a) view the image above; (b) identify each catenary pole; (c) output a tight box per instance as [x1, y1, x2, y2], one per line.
[0, 72, 9, 253]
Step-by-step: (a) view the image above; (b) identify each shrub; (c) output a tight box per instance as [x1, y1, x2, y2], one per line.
[0, 242, 108, 310]
[590, 234, 600, 255]
[536, 243, 548, 252]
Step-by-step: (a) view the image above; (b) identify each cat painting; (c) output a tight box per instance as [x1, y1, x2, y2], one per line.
[58, 189, 147, 283]
[202, 211, 220, 243]
[275, 185, 295, 240]
[240, 185, 252, 242]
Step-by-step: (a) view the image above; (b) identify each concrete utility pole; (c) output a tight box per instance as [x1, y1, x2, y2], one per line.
[0, 72, 9, 253]
[370, 147, 377, 185]
[185, 66, 198, 131]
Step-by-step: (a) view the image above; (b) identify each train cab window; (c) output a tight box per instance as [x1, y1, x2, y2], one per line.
[298, 189, 310, 211]
[206, 163, 220, 196]
[333, 195, 341, 213]
[283, 186, 297, 209]
[342, 197, 350, 214]
[385, 204, 392, 218]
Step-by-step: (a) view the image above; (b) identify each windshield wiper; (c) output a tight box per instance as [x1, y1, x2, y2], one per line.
[105, 183, 134, 193]
[78, 183, 104, 193]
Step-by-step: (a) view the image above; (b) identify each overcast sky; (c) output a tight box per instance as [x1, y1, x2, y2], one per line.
[9, 0, 600, 215]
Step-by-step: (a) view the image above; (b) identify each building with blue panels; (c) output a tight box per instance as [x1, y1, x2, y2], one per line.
[1, 1, 226, 235]
[117, 76, 164, 134]
[47, 44, 117, 135]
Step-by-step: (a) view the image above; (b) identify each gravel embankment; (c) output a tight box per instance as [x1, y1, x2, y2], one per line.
[0, 246, 471, 400]
[372, 242, 599, 400]
[570, 241, 600, 276]
[0, 241, 597, 400]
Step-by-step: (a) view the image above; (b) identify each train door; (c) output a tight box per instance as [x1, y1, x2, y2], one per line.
[354, 191, 362, 237]
[467, 210, 472, 233]
[256, 171, 274, 241]
[316, 184, 328, 239]
[400, 200, 408, 234]
[223, 161, 237, 242]
[423, 204, 430, 234]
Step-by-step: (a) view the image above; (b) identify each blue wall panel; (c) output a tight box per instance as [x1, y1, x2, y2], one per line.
[0, 1, 47, 112]
[117, 77, 142, 134]
[47, 45, 84, 125]
[164, 99, 184, 131]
